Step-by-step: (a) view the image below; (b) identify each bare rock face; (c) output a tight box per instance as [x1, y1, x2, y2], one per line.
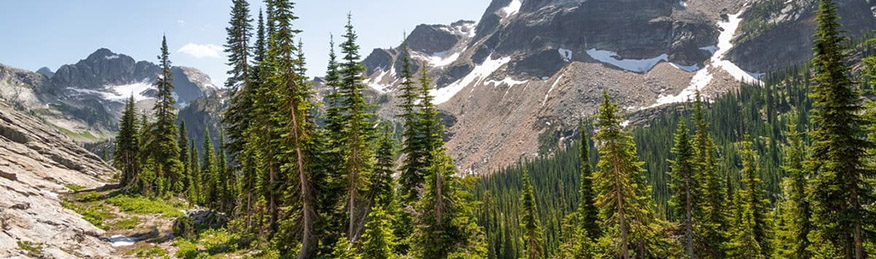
[348, 0, 876, 175]
[0, 101, 116, 258]
[728, 0, 876, 72]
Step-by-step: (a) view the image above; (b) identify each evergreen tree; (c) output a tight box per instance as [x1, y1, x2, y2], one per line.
[773, 117, 812, 259]
[217, 133, 232, 213]
[692, 91, 727, 258]
[114, 95, 140, 188]
[202, 129, 217, 207]
[520, 167, 544, 259]
[189, 141, 200, 203]
[372, 128, 396, 208]
[592, 91, 673, 258]
[332, 236, 356, 259]
[411, 148, 487, 259]
[806, 0, 874, 257]
[726, 192, 766, 259]
[223, 0, 253, 159]
[339, 14, 376, 242]
[738, 138, 772, 257]
[576, 124, 600, 241]
[668, 118, 697, 258]
[146, 36, 184, 195]
[398, 45, 425, 203]
[266, 1, 318, 257]
[178, 121, 190, 193]
[359, 204, 397, 259]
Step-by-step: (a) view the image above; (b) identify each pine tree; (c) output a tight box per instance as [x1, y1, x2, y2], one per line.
[726, 192, 766, 259]
[668, 118, 697, 258]
[738, 138, 772, 257]
[576, 124, 600, 241]
[178, 121, 190, 194]
[806, 0, 874, 257]
[398, 45, 425, 203]
[359, 204, 397, 259]
[373, 128, 396, 208]
[411, 148, 487, 259]
[146, 36, 184, 195]
[692, 91, 727, 258]
[520, 167, 544, 259]
[592, 91, 673, 258]
[114, 95, 140, 188]
[773, 117, 812, 259]
[202, 129, 217, 207]
[189, 141, 200, 203]
[217, 133, 232, 213]
[223, 0, 253, 159]
[339, 14, 376, 242]
[266, 1, 318, 257]
[332, 236, 356, 259]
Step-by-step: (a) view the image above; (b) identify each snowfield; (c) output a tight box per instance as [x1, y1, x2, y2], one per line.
[650, 11, 763, 108]
[431, 55, 512, 104]
[586, 48, 668, 73]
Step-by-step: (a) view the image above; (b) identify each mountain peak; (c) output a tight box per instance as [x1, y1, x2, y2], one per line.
[36, 67, 54, 78]
[86, 48, 122, 61]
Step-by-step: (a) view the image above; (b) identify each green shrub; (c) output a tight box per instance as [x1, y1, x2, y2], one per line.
[127, 245, 168, 258]
[173, 216, 196, 239]
[17, 241, 43, 256]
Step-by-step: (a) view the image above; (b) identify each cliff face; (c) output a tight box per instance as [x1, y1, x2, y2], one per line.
[0, 48, 218, 142]
[350, 0, 876, 174]
[0, 100, 116, 258]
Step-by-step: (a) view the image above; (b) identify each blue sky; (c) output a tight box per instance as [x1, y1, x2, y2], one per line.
[0, 0, 490, 85]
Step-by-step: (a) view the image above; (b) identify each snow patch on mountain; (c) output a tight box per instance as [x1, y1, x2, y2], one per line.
[499, 0, 522, 22]
[586, 49, 668, 73]
[558, 48, 573, 60]
[104, 81, 155, 102]
[543, 73, 564, 106]
[431, 55, 511, 104]
[415, 50, 461, 67]
[650, 11, 762, 108]
[486, 77, 527, 88]
[366, 67, 396, 93]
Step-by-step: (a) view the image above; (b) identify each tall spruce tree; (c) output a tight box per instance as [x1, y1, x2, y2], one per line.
[398, 45, 425, 203]
[178, 121, 190, 193]
[114, 95, 140, 188]
[738, 137, 772, 257]
[592, 91, 674, 258]
[189, 141, 200, 203]
[806, 0, 874, 257]
[576, 124, 600, 240]
[147, 36, 184, 195]
[202, 129, 217, 207]
[773, 117, 812, 259]
[339, 14, 376, 242]
[692, 91, 727, 258]
[223, 0, 253, 159]
[520, 167, 544, 259]
[267, 0, 318, 257]
[373, 128, 396, 208]
[668, 118, 697, 258]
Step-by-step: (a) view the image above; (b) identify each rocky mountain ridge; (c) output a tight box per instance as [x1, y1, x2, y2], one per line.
[0, 48, 218, 142]
[353, 0, 876, 174]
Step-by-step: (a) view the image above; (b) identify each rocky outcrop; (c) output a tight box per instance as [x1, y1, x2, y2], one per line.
[728, 0, 876, 72]
[0, 100, 116, 258]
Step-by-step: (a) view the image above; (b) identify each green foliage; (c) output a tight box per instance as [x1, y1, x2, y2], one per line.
[174, 228, 241, 259]
[17, 241, 44, 257]
[520, 168, 544, 259]
[106, 194, 186, 218]
[112, 216, 141, 230]
[358, 204, 397, 259]
[61, 201, 111, 229]
[127, 245, 169, 259]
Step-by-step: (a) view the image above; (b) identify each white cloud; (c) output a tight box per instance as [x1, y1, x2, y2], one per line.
[177, 43, 223, 58]
[177, 19, 185, 25]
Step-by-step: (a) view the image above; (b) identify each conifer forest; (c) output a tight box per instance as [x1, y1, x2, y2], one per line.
[93, 0, 876, 258]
